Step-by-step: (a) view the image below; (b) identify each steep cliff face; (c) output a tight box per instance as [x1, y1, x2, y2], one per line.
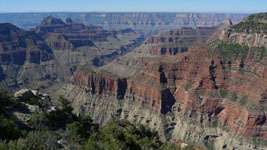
[0, 23, 54, 64]
[0, 17, 144, 92]
[70, 69, 163, 112]
[219, 13, 267, 48]
[0, 23, 56, 89]
[37, 17, 145, 67]
[54, 13, 267, 150]
[36, 16, 137, 49]
[70, 45, 267, 140]
[147, 27, 219, 55]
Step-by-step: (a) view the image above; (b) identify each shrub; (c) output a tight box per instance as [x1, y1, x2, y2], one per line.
[216, 44, 248, 60]
[184, 145, 195, 150]
[22, 130, 59, 150]
[81, 120, 172, 150]
[58, 95, 73, 114]
[212, 121, 218, 127]
[0, 115, 22, 140]
[28, 97, 40, 106]
[231, 22, 267, 33]
[159, 142, 180, 150]
[239, 96, 248, 106]
[185, 83, 192, 91]
[28, 111, 49, 129]
[219, 89, 228, 98]
[66, 121, 84, 143]
[229, 92, 238, 102]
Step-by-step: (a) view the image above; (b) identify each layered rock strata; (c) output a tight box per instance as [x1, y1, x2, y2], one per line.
[56, 13, 267, 150]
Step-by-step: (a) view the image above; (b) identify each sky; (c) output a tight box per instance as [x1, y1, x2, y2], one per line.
[0, 0, 266, 13]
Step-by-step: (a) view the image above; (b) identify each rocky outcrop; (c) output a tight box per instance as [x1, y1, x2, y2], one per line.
[146, 26, 220, 55]
[14, 89, 35, 100]
[70, 70, 162, 111]
[219, 13, 267, 48]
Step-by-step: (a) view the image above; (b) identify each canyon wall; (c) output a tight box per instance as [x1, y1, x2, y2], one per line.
[0, 13, 247, 36]
[0, 17, 144, 92]
[54, 13, 267, 150]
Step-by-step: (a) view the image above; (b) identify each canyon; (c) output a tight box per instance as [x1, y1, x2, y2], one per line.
[0, 16, 144, 92]
[0, 12, 247, 37]
[0, 12, 266, 150]
[53, 13, 267, 150]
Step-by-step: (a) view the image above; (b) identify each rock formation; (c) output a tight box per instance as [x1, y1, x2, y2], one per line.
[0, 17, 144, 92]
[53, 13, 267, 150]
[0, 12, 247, 37]
[219, 13, 267, 48]
[146, 26, 219, 55]
[0, 12, 266, 149]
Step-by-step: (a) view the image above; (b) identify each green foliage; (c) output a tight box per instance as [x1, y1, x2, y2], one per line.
[0, 89, 10, 106]
[82, 120, 177, 150]
[28, 97, 40, 106]
[231, 22, 267, 33]
[185, 83, 192, 91]
[0, 91, 184, 150]
[46, 109, 73, 129]
[251, 47, 267, 60]
[159, 142, 180, 150]
[183, 145, 195, 150]
[58, 95, 73, 114]
[0, 114, 22, 140]
[211, 121, 218, 128]
[0, 141, 8, 150]
[252, 138, 267, 147]
[219, 89, 228, 98]
[22, 130, 59, 150]
[0, 89, 17, 113]
[239, 96, 248, 106]
[246, 101, 259, 113]
[203, 139, 214, 150]
[66, 120, 97, 143]
[216, 44, 249, 60]
[67, 121, 84, 143]
[229, 92, 238, 102]
[28, 111, 49, 130]
[193, 90, 205, 97]
[0, 139, 26, 150]
[208, 91, 219, 98]
[82, 115, 93, 124]
[246, 13, 267, 21]
[0, 130, 58, 150]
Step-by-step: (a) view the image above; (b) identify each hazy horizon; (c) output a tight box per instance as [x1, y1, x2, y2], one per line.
[0, 0, 266, 14]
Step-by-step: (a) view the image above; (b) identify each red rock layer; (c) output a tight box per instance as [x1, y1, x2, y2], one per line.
[146, 27, 218, 55]
[71, 46, 267, 139]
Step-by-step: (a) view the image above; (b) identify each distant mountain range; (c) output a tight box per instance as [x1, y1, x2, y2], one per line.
[0, 12, 248, 36]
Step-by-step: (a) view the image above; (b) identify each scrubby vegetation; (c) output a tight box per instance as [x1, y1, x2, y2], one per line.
[239, 96, 248, 106]
[250, 47, 267, 60]
[0, 90, 180, 150]
[231, 22, 267, 33]
[219, 89, 228, 98]
[215, 44, 249, 60]
[232, 13, 267, 33]
[246, 13, 267, 21]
